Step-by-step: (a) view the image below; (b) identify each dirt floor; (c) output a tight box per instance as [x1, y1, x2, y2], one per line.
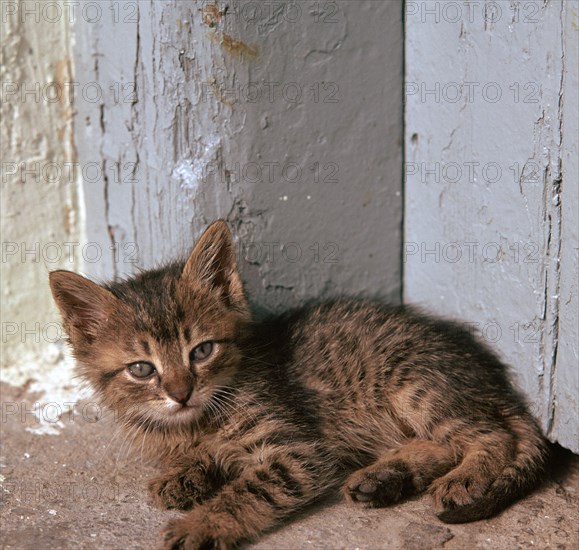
[1, 382, 577, 550]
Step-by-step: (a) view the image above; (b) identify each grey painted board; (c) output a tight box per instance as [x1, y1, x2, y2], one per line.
[73, 1, 403, 313]
[405, 1, 578, 451]
[553, 3, 579, 452]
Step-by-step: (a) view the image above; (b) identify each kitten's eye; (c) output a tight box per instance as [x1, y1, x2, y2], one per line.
[127, 362, 156, 379]
[190, 342, 213, 362]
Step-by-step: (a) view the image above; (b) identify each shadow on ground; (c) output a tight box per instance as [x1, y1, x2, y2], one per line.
[1, 382, 577, 549]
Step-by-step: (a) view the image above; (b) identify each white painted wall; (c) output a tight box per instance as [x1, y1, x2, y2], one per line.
[73, 0, 404, 314]
[405, 0, 578, 452]
[1, 0, 81, 384]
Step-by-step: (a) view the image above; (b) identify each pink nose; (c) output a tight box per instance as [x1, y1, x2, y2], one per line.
[167, 388, 192, 405]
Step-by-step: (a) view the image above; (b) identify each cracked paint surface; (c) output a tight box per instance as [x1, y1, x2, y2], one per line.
[405, 0, 577, 451]
[73, 0, 403, 315]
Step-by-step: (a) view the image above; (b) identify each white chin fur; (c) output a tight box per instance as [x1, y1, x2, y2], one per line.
[160, 395, 206, 426]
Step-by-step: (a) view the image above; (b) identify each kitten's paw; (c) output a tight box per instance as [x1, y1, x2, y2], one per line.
[429, 471, 489, 512]
[161, 516, 234, 550]
[148, 469, 205, 511]
[344, 461, 411, 507]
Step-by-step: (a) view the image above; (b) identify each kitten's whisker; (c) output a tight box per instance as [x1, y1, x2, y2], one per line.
[206, 396, 237, 426]
[210, 389, 257, 427]
[139, 422, 154, 465]
[213, 388, 256, 412]
[112, 431, 132, 472]
[116, 420, 141, 465]
[96, 423, 125, 466]
[206, 400, 227, 426]
[203, 390, 235, 426]
[123, 422, 145, 463]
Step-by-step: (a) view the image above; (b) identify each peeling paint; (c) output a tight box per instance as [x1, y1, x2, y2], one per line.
[201, 2, 228, 28]
[0, 342, 91, 434]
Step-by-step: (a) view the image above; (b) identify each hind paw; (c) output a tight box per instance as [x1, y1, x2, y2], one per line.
[430, 472, 489, 511]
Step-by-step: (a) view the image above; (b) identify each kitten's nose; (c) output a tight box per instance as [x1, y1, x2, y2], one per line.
[167, 387, 192, 405]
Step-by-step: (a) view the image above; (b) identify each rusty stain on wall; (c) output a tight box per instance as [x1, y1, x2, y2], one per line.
[209, 30, 258, 60]
[54, 57, 72, 108]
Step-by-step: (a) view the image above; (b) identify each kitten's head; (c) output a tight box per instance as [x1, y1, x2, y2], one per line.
[49, 220, 251, 431]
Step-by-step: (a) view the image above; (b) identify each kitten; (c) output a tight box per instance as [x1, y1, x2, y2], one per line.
[49, 220, 549, 549]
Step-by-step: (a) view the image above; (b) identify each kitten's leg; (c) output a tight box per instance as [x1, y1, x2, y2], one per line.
[345, 439, 458, 507]
[428, 424, 515, 514]
[160, 443, 334, 550]
[148, 456, 226, 511]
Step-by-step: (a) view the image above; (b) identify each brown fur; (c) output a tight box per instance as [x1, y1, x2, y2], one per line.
[49, 220, 549, 549]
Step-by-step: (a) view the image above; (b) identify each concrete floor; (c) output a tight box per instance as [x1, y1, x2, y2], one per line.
[1, 382, 577, 550]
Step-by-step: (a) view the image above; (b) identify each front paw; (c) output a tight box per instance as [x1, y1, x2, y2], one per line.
[161, 515, 236, 550]
[148, 468, 206, 511]
[344, 460, 411, 507]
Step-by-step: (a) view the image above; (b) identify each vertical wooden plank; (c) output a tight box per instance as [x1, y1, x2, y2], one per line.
[1, 1, 80, 381]
[405, 0, 576, 451]
[73, 0, 138, 281]
[551, 2, 579, 449]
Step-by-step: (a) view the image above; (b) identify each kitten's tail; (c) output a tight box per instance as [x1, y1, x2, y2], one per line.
[437, 413, 550, 524]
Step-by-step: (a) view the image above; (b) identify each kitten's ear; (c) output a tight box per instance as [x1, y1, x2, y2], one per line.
[49, 270, 119, 342]
[182, 220, 248, 311]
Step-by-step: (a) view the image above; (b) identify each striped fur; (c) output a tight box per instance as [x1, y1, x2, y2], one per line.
[49, 220, 549, 549]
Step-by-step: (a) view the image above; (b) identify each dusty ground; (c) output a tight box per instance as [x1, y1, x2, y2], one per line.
[1, 382, 577, 550]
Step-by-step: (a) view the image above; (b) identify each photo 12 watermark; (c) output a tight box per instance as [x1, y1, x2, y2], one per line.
[405, 160, 546, 186]
[405, 81, 541, 104]
[0, 480, 122, 506]
[201, 81, 340, 105]
[2, 241, 139, 265]
[1, 400, 117, 426]
[2, 161, 139, 185]
[403, 241, 541, 264]
[1, 81, 137, 105]
[238, 241, 339, 265]
[1, 1, 108, 24]
[201, 160, 339, 185]
[405, 2, 543, 25]
[2, 322, 65, 345]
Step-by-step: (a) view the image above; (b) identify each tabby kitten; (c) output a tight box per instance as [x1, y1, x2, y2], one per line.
[49, 220, 548, 549]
